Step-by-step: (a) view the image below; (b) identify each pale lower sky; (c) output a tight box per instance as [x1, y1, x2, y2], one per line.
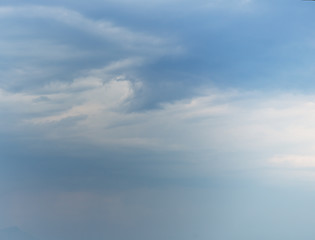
[2, 1, 315, 240]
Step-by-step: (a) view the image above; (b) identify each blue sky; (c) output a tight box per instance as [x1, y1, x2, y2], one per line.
[2, 1, 315, 240]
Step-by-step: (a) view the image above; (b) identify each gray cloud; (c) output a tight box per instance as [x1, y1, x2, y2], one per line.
[3, 1, 315, 240]
[0, 5, 181, 95]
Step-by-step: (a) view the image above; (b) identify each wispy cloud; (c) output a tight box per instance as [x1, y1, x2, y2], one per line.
[0, 5, 182, 93]
[0, 6, 174, 51]
[5, 68, 315, 181]
[271, 155, 315, 168]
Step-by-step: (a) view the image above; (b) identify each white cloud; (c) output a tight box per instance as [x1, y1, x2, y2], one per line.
[195, 0, 254, 12]
[270, 155, 315, 168]
[4, 60, 315, 183]
[4, 79, 315, 154]
[0, 5, 183, 93]
[29, 78, 134, 124]
[0, 6, 175, 53]
[101, 0, 253, 12]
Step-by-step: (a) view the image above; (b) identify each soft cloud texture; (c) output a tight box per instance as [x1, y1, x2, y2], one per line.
[0, 5, 181, 95]
[4, 69, 315, 179]
[3, 1, 315, 240]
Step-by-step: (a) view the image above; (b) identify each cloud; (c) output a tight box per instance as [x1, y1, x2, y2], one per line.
[0, 6, 173, 51]
[271, 155, 315, 168]
[6, 65, 315, 181]
[3, 2, 315, 240]
[4, 50, 315, 185]
[100, 0, 254, 13]
[0, 5, 181, 92]
[267, 154, 315, 184]
[4, 65, 315, 155]
[200, 0, 254, 10]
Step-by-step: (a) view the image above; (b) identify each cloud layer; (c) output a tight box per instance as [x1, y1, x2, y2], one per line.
[3, 1, 315, 240]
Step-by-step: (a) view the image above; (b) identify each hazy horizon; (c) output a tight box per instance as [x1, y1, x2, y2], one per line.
[2, 1, 315, 240]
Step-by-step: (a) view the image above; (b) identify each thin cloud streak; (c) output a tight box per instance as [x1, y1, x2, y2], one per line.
[0, 6, 174, 51]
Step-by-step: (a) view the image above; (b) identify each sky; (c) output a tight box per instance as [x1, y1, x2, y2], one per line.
[2, 0, 315, 240]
